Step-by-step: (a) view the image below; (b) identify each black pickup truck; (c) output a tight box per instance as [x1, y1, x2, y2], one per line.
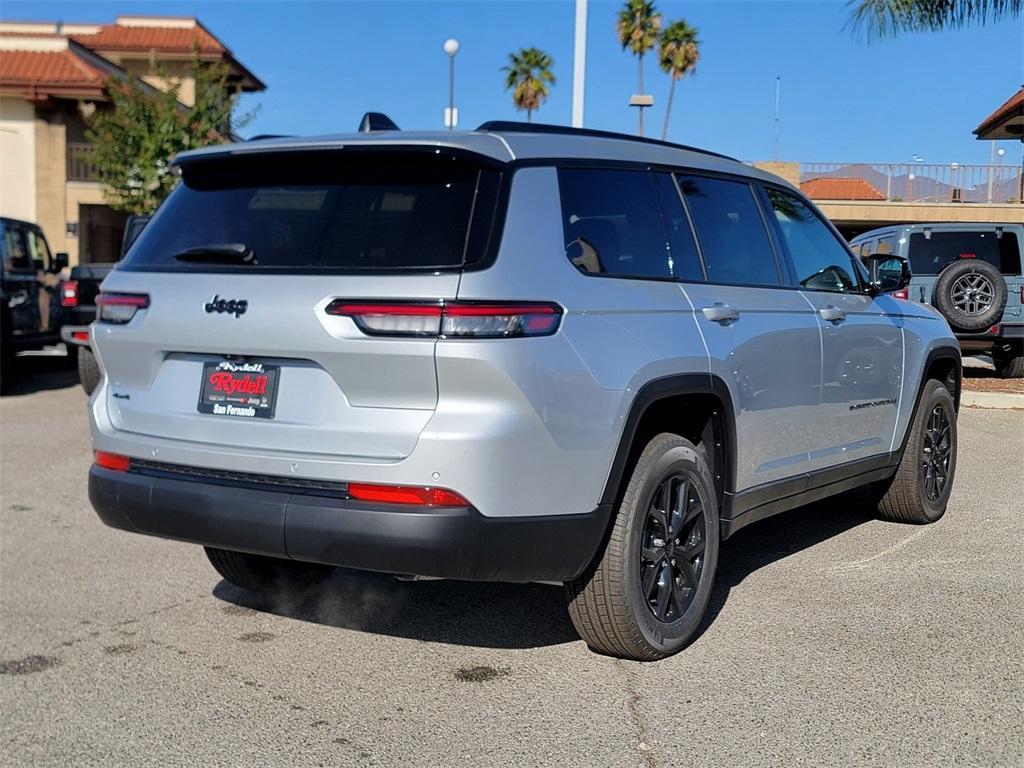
[61, 215, 149, 394]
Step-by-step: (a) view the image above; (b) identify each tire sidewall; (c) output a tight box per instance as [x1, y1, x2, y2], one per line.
[911, 381, 958, 521]
[621, 442, 720, 654]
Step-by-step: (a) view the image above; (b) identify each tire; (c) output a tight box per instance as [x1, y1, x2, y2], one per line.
[566, 433, 720, 661]
[932, 260, 1007, 333]
[77, 346, 102, 395]
[205, 547, 335, 593]
[875, 379, 957, 524]
[993, 349, 1024, 379]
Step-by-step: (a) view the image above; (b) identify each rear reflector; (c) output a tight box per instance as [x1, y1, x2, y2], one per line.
[891, 289, 909, 300]
[61, 280, 79, 308]
[72, 330, 90, 343]
[347, 482, 469, 507]
[326, 300, 562, 338]
[95, 451, 130, 472]
[97, 292, 150, 324]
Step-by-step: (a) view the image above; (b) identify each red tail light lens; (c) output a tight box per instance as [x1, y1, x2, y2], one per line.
[326, 300, 562, 338]
[71, 330, 90, 343]
[97, 292, 150, 324]
[94, 451, 130, 472]
[61, 280, 79, 307]
[891, 289, 909, 300]
[347, 482, 469, 507]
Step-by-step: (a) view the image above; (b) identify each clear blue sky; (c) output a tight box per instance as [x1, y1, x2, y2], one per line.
[4, 0, 1022, 164]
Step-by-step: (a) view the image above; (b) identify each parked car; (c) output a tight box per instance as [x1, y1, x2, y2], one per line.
[86, 121, 961, 660]
[1, 217, 69, 391]
[61, 214, 150, 394]
[850, 224, 1023, 377]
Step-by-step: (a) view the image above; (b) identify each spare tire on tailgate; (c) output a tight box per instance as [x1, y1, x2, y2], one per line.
[932, 259, 1007, 332]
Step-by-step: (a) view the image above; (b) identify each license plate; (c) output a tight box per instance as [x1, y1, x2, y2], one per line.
[198, 360, 279, 419]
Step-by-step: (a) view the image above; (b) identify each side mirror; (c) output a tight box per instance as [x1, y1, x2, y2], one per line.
[52, 252, 69, 272]
[866, 253, 910, 295]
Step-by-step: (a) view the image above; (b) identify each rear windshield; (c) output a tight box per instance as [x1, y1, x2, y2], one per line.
[121, 150, 500, 272]
[907, 230, 1022, 276]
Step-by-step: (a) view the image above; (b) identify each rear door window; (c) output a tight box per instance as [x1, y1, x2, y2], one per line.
[907, 230, 1022, 275]
[676, 175, 781, 286]
[558, 168, 672, 279]
[121, 151, 499, 272]
[3, 223, 31, 272]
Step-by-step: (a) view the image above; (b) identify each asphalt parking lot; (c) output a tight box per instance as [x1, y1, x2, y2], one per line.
[2, 356, 1022, 767]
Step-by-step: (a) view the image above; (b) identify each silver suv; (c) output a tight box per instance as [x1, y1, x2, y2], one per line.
[87, 122, 961, 660]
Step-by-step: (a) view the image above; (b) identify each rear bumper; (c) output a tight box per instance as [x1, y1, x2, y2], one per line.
[957, 323, 1023, 351]
[89, 465, 610, 582]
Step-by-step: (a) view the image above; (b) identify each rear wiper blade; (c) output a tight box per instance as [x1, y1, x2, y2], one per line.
[173, 243, 255, 264]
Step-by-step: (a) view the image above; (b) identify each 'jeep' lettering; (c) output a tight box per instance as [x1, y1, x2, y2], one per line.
[204, 295, 248, 317]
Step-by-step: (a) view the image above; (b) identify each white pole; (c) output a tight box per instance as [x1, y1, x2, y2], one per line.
[572, 0, 587, 127]
[987, 141, 996, 203]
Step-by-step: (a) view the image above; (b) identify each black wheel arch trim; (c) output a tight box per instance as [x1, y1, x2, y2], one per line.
[598, 373, 737, 514]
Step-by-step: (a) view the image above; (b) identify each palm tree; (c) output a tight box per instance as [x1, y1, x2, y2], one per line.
[658, 20, 700, 140]
[501, 47, 556, 123]
[616, 0, 662, 136]
[848, 0, 1021, 38]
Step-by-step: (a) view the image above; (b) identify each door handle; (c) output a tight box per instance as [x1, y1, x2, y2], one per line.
[702, 304, 740, 324]
[819, 306, 847, 323]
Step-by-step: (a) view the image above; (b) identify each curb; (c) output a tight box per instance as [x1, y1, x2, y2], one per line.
[961, 390, 1024, 409]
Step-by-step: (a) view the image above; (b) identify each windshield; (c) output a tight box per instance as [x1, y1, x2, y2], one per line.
[120, 150, 500, 273]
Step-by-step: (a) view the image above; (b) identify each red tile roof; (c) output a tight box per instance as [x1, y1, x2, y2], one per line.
[71, 23, 224, 55]
[800, 177, 885, 201]
[974, 86, 1023, 138]
[0, 46, 106, 93]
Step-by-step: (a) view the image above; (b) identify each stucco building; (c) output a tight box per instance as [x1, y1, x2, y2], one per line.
[0, 16, 264, 263]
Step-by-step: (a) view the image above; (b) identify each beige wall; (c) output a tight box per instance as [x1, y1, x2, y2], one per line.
[120, 58, 196, 106]
[816, 200, 1024, 227]
[0, 96, 36, 222]
[753, 161, 801, 188]
[33, 111, 67, 257]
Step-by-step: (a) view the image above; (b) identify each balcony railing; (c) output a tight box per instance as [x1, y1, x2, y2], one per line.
[800, 162, 1022, 205]
[67, 142, 100, 182]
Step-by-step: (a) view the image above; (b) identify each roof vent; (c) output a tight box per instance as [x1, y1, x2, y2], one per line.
[359, 112, 400, 133]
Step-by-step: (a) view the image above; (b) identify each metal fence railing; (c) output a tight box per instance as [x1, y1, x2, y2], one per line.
[800, 162, 1023, 205]
[67, 142, 100, 182]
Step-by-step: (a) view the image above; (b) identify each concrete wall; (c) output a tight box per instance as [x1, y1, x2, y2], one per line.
[753, 161, 801, 188]
[0, 96, 37, 222]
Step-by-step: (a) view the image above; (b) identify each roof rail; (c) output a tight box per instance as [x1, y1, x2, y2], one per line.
[475, 121, 737, 162]
[246, 134, 293, 142]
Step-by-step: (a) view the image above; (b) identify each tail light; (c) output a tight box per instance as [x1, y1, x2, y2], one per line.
[891, 289, 909, 300]
[347, 482, 469, 507]
[71, 330, 90, 343]
[97, 292, 150, 324]
[61, 280, 79, 307]
[326, 300, 562, 338]
[94, 451, 130, 472]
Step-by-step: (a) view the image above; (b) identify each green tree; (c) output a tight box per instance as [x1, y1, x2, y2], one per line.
[502, 47, 556, 122]
[658, 19, 700, 140]
[616, 0, 662, 136]
[848, 0, 1021, 38]
[84, 55, 252, 214]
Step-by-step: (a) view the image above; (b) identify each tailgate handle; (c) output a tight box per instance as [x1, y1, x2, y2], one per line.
[702, 304, 739, 324]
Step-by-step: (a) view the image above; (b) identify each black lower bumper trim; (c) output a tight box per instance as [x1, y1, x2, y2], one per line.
[89, 466, 610, 582]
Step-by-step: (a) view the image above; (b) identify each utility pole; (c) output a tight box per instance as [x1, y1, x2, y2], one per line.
[572, 0, 587, 127]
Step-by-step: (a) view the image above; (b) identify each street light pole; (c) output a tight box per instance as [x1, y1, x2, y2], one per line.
[572, 0, 587, 127]
[443, 38, 460, 130]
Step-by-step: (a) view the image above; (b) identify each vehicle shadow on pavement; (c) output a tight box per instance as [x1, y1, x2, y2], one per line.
[213, 571, 580, 649]
[213, 493, 877, 651]
[697, 492, 876, 642]
[1, 354, 80, 397]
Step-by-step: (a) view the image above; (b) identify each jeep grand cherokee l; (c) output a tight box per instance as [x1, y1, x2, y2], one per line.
[87, 122, 961, 661]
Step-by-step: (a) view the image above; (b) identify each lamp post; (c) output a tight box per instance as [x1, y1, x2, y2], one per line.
[443, 38, 460, 130]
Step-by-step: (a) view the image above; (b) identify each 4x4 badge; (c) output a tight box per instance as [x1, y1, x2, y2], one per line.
[205, 295, 248, 318]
